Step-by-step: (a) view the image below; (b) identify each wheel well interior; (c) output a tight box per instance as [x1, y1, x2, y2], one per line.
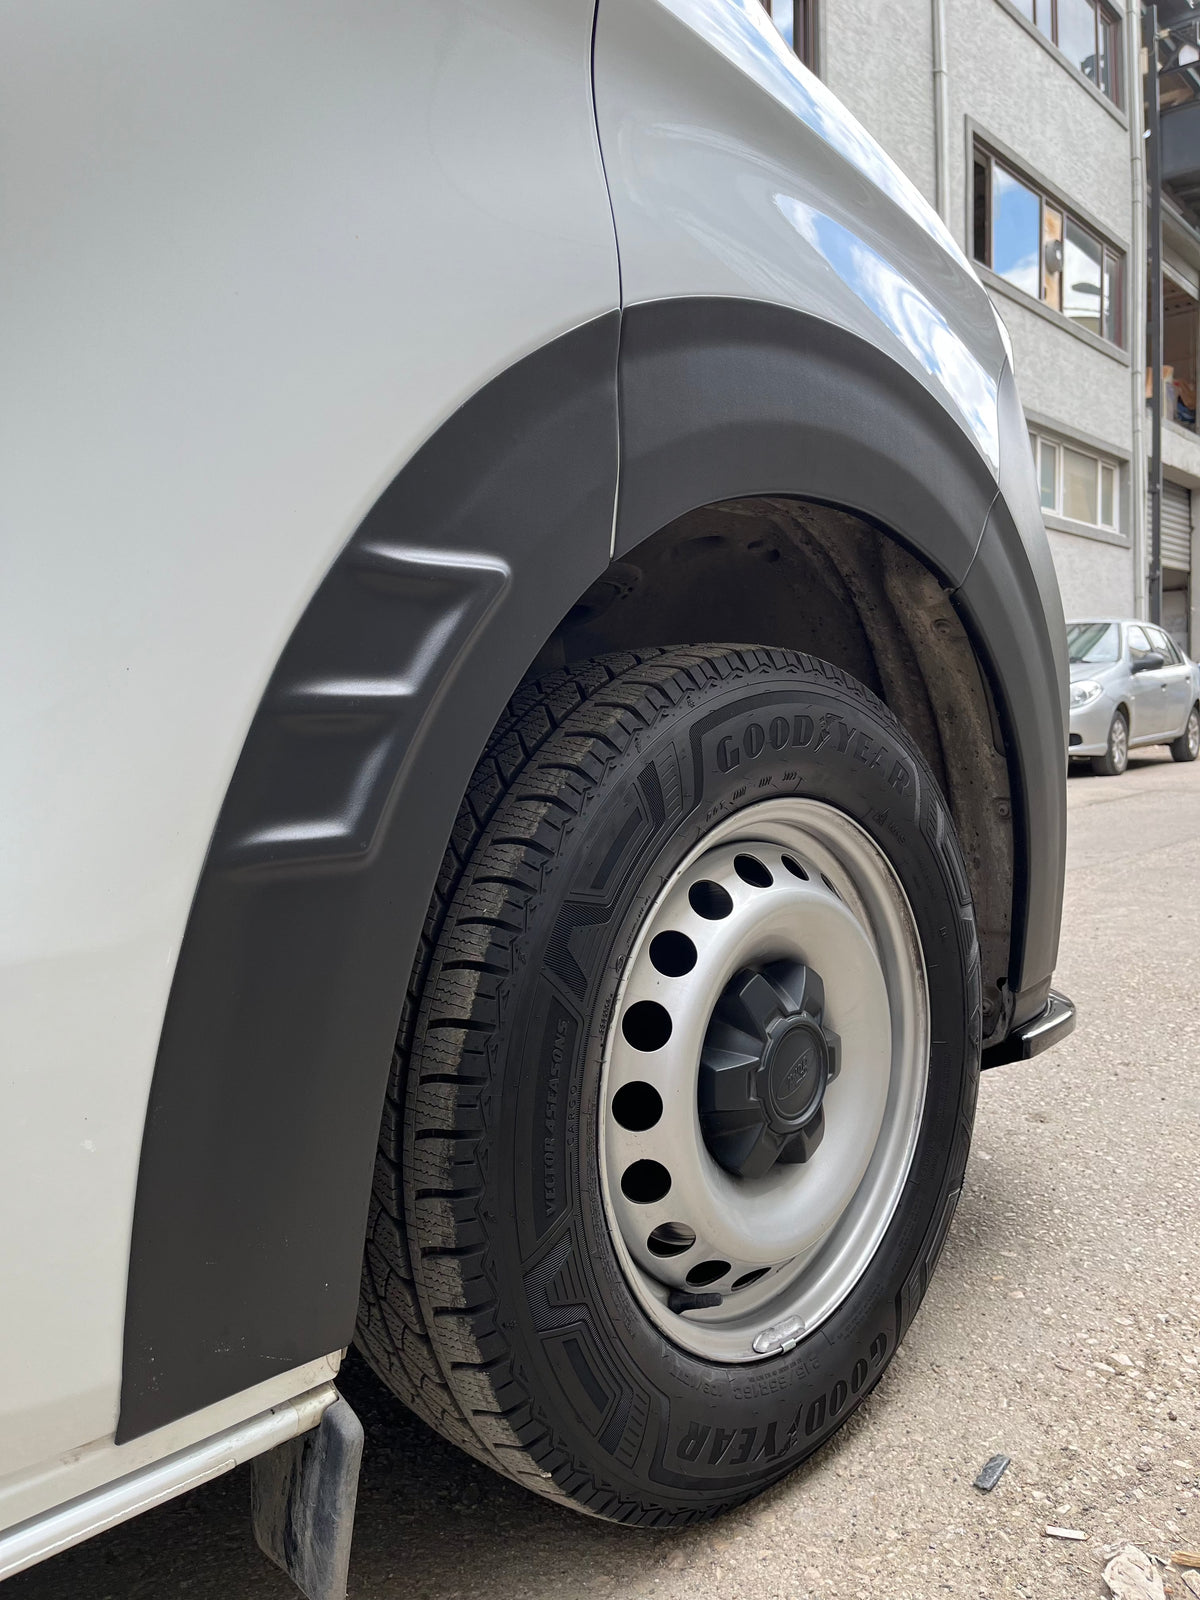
[529, 497, 1016, 1041]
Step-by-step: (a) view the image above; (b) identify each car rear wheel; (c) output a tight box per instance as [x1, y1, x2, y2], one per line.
[357, 645, 980, 1524]
[1170, 704, 1200, 764]
[1092, 709, 1129, 777]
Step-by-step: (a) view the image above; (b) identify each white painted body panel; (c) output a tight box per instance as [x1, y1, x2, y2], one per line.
[593, 0, 1007, 472]
[0, 1365, 338, 1577]
[0, 0, 617, 1501]
[1, 0, 1046, 1568]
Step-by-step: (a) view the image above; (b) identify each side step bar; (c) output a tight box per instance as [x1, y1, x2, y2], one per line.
[0, 1384, 338, 1584]
[981, 989, 1076, 1070]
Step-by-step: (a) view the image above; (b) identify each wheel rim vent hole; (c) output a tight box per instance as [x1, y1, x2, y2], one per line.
[612, 1081, 663, 1132]
[781, 854, 809, 881]
[731, 1267, 769, 1291]
[649, 930, 697, 977]
[621, 1160, 672, 1204]
[647, 1221, 696, 1258]
[685, 1259, 730, 1288]
[621, 1001, 673, 1051]
[821, 873, 840, 897]
[688, 880, 733, 920]
[734, 853, 773, 888]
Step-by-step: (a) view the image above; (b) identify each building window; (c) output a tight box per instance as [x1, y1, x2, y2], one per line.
[973, 145, 1124, 346]
[1005, 0, 1121, 104]
[1152, 277, 1199, 432]
[1030, 431, 1119, 530]
[760, 0, 817, 70]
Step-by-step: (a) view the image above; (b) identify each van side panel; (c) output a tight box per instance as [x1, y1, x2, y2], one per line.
[593, 0, 1007, 470]
[0, 0, 617, 1474]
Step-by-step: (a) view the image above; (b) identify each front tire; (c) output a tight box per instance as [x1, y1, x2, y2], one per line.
[1171, 704, 1200, 763]
[358, 646, 980, 1523]
[1092, 709, 1129, 777]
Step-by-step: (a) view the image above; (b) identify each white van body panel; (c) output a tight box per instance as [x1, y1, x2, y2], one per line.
[0, 0, 616, 1503]
[0, 0, 1069, 1579]
[0, 1362, 339, 1575]
[593, 0, 1005, 472]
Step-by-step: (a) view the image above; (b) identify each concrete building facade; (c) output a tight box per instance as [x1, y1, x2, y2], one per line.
[761, 0, 1200, 651]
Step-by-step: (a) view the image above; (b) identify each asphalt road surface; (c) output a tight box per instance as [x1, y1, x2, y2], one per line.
[12, 750, 1200, 1600]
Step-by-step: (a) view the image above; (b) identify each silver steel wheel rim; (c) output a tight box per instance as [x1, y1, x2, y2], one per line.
[1113, 717, 1128, 768]
[599, 798, 929, 1364]
[1189, 709, 1199, 757]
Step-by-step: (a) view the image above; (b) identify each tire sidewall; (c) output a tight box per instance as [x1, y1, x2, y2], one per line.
[477, 659, 979, 1514]
[1176, 705, 1200, 762]
[1111, 711, 1128, 774]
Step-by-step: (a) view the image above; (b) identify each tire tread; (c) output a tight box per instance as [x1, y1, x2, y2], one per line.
[356, 645, 980, 1525]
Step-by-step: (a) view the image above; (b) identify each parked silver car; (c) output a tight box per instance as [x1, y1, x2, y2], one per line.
[1068, 620, 1200, 775]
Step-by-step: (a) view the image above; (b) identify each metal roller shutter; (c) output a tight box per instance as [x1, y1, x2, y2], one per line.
[1161, 479, 1192, 572]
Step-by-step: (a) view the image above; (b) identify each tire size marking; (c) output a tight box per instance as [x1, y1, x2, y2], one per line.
[533, 999, 580, 1229]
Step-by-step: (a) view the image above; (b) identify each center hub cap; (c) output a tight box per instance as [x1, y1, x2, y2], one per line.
[764, 1017, 827, 1127]
[699, 961, 841, 1178]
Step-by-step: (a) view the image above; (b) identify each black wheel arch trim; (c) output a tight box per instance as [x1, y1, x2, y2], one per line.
[119, 298, 1066, 1439]
[613, 297, 998, 585]
[615, 301, 1066, 1022]
[117, 311, 622, 1440]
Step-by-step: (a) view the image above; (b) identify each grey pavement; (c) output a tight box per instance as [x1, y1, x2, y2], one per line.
[11, 750, 1200, 1600]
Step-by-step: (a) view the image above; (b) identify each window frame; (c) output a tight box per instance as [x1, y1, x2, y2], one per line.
[973, 143, 1125, 350]
[1127, 624, 1155, 666]
[1017, 0, 1122, 107]
[1030, 429, 1120, 532]
[1147, 626, 1182, 665]
[760, 0, 817, 70]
